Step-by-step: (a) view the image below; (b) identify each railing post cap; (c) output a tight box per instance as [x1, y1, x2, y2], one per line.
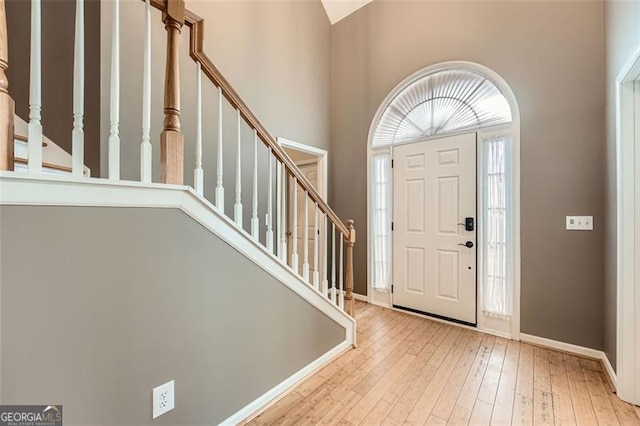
[346, 219, 356, 244]
[164, 0, 185, 25]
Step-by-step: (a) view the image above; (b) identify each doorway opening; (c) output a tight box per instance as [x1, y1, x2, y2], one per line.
[279, 138, 328, 283]
[367, 61, 521, 338]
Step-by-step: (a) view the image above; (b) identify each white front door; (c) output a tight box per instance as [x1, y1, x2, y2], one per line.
[393, 133, 477, 324]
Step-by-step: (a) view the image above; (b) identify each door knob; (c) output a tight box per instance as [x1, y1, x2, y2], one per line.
[458, 241, 474, 248]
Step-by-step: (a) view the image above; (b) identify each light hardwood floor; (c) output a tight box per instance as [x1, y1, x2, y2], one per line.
[248, 302, 640, 425]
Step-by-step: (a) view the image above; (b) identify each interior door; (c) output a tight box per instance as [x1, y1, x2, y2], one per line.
[289, 162, 318, 273]
[393, 133, 477, 324]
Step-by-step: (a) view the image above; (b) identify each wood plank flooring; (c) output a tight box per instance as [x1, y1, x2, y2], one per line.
[247, 302, 640, 425]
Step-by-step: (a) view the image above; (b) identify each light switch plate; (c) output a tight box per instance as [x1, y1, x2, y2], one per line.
[152, 380, 175, 419]
[566, 216, 593, 231]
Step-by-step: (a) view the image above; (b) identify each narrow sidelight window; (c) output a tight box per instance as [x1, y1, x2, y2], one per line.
[371, 151, 392, 291]
[482, 132, 512, 317]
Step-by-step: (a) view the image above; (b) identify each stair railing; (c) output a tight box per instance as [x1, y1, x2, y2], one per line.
[0, 0, 356, 317]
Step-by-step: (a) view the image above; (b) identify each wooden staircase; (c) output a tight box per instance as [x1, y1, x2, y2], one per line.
[12, 114, 90, 176]
[0, 0, 356, 316]
[0, 1, 359, 421]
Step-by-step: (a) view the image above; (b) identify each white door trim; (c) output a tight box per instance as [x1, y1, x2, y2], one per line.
[278, 138, 328, 202]
[616, 44, 640, 405]
[366, 61, 521, 339]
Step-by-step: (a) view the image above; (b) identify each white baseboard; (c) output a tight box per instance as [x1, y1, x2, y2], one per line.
[353, 293, 368, 302]
[601, 353, 617, 390]
[223, 340, 352, 425]
[520, 333, 602, 359]
[520, 333, 617, 389]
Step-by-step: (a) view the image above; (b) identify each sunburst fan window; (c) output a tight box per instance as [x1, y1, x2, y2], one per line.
[372, 69, 512, 146]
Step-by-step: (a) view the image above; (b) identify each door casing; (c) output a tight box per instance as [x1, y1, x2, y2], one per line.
[366, 61, 521, 340]
[615, 44, 640, 405]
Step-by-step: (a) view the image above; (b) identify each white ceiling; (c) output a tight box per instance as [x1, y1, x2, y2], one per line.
[321, 0, 373, 25]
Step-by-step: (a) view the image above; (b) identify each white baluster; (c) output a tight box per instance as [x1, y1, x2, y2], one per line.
[302, 191, 309, 282]
[108, 0, 120, 180]
[339, 236, 344, 310]
[28, 0, 42, 173]
[234, 110, 243, 227]
[331, 223, 336, 303]
[72, 0, 84, 177]
[280, 167, 288, 261]
[251, 129, 259, 240]
[194, 63, 204, 195]
[291, 177, 299, 274]
[322, 213, 329, 297]
[215, 86, 224, 210]
[276, 161, 283, 259]
[266, 149, 274, 252]
[313, 204, 320, 290]
[140, 0, 152, 182]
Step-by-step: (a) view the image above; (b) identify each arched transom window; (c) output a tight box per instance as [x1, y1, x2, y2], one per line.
[371, 69, 512, 147]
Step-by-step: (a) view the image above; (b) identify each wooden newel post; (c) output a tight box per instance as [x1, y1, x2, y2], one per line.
[160, 0, 185, 184]
[0, 0, 13, 171]
[345, 219, 356, 318]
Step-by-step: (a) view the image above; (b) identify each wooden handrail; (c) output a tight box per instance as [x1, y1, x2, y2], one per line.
[147, 0, 350, 238]
[187, 16, 350, 237]
[0, 0, 13, 171]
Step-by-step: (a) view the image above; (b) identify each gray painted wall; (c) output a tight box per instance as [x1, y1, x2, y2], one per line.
[0, 206, 344, 424]
[603, 0, 640, 371]
[330, 1, 606, 349]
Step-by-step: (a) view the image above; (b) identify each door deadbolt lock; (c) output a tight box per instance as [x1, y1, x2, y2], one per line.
[458, 241, 474, 248]
[458, 217, 474, 232]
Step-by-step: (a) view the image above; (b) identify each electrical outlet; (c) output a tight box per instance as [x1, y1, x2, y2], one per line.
[566, 216, 594, 231]
[152, 380, 175, 419]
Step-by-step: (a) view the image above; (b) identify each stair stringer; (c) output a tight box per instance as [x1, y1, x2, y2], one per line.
[0, 171, 356, 424]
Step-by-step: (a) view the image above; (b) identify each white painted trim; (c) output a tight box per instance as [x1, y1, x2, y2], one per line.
[278, 137, 328, 202]
[616, 44, 640, 405]
[366, 61, 522, 340]
[278, 138, 329, 158]
[602, 354, 618, 391]
[292, 158, 318, 168]
[222, 340, 352, 425]
[520, 333, 617, 389]
[353, 293, 368, 302]
[0, 173, 356, 344]
[520, 333, 603, 360]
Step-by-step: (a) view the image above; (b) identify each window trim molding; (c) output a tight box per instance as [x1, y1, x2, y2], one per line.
[366, 61, 521, 340]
